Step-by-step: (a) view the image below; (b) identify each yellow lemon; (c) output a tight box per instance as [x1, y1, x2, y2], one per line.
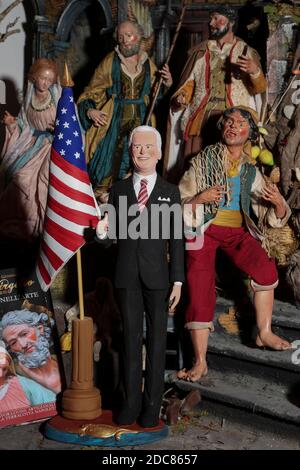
[259, 149, 274, 166]
[258, 127, 269, 136]
[251, 145, 261, 159]
[60, 332, 72, 352]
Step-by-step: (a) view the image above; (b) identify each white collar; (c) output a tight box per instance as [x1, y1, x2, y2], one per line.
[133, 171, 157, 184]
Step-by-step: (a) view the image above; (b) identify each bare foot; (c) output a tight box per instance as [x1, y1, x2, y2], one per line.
[186, 361, 208, 382]
[256, 331, 292, 350]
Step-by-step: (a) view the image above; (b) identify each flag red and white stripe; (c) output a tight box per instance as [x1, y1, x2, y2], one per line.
[36, 86, 99, 291]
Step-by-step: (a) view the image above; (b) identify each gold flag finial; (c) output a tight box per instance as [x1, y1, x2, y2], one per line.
[61, 62, 74, 87]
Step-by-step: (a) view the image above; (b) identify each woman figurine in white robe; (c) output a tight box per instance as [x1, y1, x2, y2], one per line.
[0, 58, 61, 241]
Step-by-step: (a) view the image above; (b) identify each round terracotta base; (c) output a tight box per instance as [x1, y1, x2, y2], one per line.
[62, 387, 101, 420]
[44, 410, 168, 447]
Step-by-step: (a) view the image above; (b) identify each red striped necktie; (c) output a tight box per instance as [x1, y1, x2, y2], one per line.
[138, 178, 149, 212]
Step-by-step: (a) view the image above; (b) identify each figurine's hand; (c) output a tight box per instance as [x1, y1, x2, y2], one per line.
[2, 111, 16, 126]
[87, 109, 108, 127]
[96, 212, 109, 239]
[160, 64, 173, 87]
[168, 284, 182, 315]
[47, 121, 55, 132]
[236, 55, 260, 75]
[247, 18, 260, 31]
[175, 92, 187, 106]
[197, 185, 225, 204]
[262, 182, 281, 205]
[18, 361, 61, 394]
[262, 182, 286, 218]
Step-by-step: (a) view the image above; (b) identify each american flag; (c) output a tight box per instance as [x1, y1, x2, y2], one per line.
[36, 86, 99, 291]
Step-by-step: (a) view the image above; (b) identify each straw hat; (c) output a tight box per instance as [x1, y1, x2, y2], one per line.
[226, 105, 259, 126]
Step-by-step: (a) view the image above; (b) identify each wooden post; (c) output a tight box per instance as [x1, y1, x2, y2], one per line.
[62, 317, 101, 420]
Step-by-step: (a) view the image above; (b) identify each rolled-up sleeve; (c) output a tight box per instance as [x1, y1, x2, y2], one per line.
[179, 160, 204, 229]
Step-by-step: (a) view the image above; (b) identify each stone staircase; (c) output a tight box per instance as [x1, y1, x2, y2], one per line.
[165, 296, 300, 427]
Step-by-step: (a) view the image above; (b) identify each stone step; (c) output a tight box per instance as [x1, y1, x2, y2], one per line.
[207, 328, 300, 386]
[212, 303, 300, 383]
[165, 308, 300, 385]
[166, 367, 300, 427]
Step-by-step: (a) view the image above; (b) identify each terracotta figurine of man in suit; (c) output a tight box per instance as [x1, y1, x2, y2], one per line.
[96, 125, 185, 427]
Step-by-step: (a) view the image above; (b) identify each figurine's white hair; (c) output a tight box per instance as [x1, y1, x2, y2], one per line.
[129, 125, 162, 156]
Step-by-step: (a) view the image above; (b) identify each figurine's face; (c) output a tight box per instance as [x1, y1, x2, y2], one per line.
[34, 69, 56, 93]
[131, 130, 161, 175]
[117, 21, 141, 57]
[209, 13, 232, 39]
[222, 111, 250, 146]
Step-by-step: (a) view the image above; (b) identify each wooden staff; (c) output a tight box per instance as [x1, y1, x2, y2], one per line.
[144, 0, 188, 125]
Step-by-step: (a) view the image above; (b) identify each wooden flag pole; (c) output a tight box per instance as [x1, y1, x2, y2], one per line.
[144, 0, 187, 126]
[76, 250, 85, 321]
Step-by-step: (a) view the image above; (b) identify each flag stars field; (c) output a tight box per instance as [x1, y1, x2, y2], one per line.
[36, 86, 99, 291]
[52, 87, 87, 167]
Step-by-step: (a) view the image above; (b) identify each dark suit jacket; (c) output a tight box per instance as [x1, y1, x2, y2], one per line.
[98, 174, 185, 290]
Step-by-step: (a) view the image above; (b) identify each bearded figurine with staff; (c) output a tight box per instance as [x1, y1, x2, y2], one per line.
[77, 20, 172, 199]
